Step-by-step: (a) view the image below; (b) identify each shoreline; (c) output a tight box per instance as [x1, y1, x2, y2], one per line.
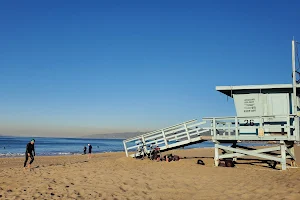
[0, 150, 125, 158]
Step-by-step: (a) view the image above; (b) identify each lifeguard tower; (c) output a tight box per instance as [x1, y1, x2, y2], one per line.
[123, 39, 300, 170]
[205, 83, 299, 170]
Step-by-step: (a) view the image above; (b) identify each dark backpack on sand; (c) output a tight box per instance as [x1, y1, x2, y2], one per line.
[197, 159, 205, 165]
[225, 159, 235, 167]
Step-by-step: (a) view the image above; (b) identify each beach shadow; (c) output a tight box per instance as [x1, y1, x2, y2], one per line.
[234, 159, 284, 170]
[181, 156, 213, 159]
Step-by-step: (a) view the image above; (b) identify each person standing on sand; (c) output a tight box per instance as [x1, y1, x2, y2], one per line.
[83, 146, 87, 154]
[24, 139, 35, 170]
[88, 144, 92, 159]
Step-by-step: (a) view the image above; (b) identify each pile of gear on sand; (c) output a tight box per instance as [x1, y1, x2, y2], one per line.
[134, 143, 237, 167]
[155, 153, 180, 162]
[135, 145, 180, 162]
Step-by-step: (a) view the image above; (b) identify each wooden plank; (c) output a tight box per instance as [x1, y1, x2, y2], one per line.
[219, 146, 281, 159]
[215, 144, 282, 162]
[280, 141, 287, 170]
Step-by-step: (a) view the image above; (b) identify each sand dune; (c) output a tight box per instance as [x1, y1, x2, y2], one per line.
[0, 148, 300, 199]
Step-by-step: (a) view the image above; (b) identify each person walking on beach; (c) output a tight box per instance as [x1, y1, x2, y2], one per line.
[83, 146, 87, 154]
[24, 139, 35, 170]
[88, 144, 92, 159]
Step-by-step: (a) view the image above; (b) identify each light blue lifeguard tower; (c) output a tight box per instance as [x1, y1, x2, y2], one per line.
[123, 39, 300, 170]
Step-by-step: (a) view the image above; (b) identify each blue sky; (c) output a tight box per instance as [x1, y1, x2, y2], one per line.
[0, 0, 300, 137]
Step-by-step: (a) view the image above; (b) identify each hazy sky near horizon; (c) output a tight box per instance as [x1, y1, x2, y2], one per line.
[1, 0, 300, 137]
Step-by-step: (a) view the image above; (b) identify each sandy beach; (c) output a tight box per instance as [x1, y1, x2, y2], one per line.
[1, 147, 300, 200]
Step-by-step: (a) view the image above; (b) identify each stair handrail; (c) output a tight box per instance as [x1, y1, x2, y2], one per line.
[123, 119, 197, 142]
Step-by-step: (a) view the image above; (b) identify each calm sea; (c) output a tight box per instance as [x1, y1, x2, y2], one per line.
[0, 136, 125, 157]
[0, 136, 269, 157]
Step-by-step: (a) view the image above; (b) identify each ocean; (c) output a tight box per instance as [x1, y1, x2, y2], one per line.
[0, 136, 270, 157]
[0, 136, 125, 157]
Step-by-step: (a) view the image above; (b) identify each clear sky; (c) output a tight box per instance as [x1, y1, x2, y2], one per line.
[0, 0, 300, 137]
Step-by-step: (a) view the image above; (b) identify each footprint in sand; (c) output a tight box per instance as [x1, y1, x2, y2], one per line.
[146, 184, 152, 190]
[119, 186, 126, 192]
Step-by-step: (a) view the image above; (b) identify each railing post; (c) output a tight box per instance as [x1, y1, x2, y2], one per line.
[162, 130, 168, 148]
[210, 120, 213, 136]
[184, 123, 191, 141]
[141, 136, 147, 152]
[123, 141, 128, 157]
[259, 116, 263, 138]
[287, 115, 291, 140]
[235, 117, 238, 139]
[214, 141, 220, 167]
[259, 117, 263, 128]
[227, 122, 230, 136]
[213, 118, 216, 138]
[295, 116, 300, 141]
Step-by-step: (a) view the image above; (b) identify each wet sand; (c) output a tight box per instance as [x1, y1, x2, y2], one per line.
[0, 147, 300, 200]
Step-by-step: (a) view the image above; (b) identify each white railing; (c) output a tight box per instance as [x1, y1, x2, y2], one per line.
[123, 115, 300, 157]
[202, 115, 298, 141]
[123, 119, 210, 157]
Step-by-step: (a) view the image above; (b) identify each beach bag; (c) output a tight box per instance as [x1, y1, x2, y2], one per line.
[156, 155, 161, 161]
[197, 159, 205, 165]
[167, 154, 173, 162]
[150, 148, 160, 160]
[173, 155, 180, 161]
[150, 150, 157, 160]
[225, 159, 235, 167]
[154, 152, 160, 160]
[164, 154, 171, 162]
